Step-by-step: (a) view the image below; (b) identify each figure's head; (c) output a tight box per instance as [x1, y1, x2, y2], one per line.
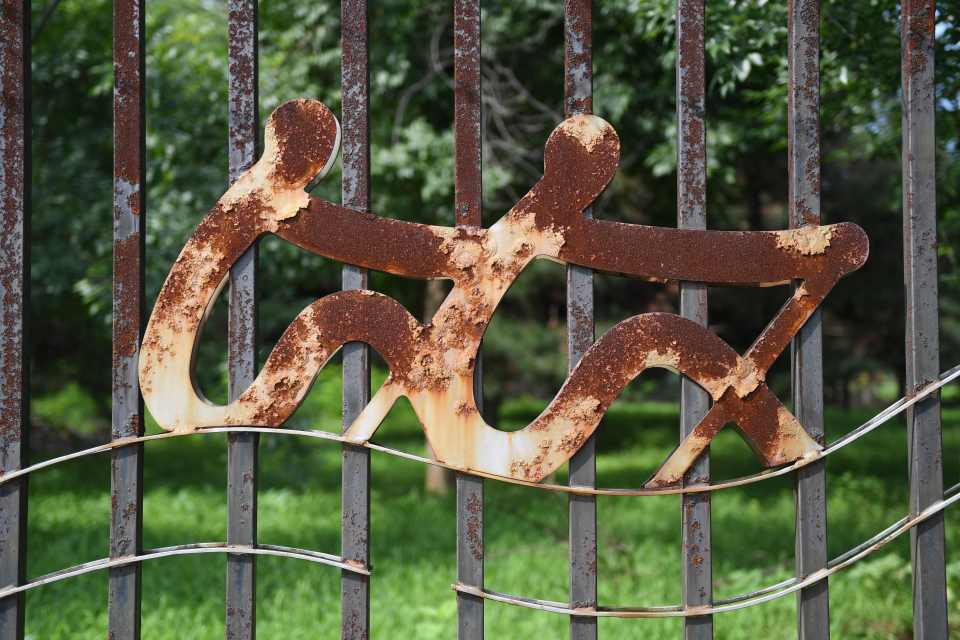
[541, 115, 620, 211]
[262, 99, 341, 189]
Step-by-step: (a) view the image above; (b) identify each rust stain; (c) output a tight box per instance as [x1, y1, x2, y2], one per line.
[0, 0, 28, 475]
[564, 0, 593, 117]
[139, 99, 870, 487]
[465, 492, 483, 561]
[453, 0, 481, 228]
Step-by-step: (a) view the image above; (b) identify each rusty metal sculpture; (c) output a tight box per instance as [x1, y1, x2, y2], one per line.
[138, 99, 869, 488]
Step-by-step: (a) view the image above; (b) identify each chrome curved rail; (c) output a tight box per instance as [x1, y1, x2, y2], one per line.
[0, 543, 369, 600]
[453, 481, 960, 617]
[2, 362, 957, 497]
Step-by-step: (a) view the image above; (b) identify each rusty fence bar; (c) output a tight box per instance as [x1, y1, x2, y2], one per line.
[108, 0, 147, 637]
[340, 1, 372, 638]
[0, 2, 30, 639]
[786, 1, 830, 638]
[453, 0, 484, 637]
[226, 1, 260, 638]
[901, 1, 948, 638]
[563, 2, 597, 640]
[0, 1, 953, 637]
[676, 1, 712, 639]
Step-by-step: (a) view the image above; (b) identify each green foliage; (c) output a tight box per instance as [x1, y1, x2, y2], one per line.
[32, 382, 106, 436]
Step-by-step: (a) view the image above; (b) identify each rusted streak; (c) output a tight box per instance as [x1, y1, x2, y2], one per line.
[677, 0, 705, 230]
[454, 3, 484, 629]
[112, 0, 145, 440]
[453, 0, 481, 227]
[564, 0, 592, 117]
[139, 99, 869, 487]
[109, 10, 146, 640]
[677, 0, 711, 628]
[0, 0, 28, 472]
[0, 4, 29, 635]
[901, 1, 946, 637]
[902, 0, 935, 86]
[225, 5, 259, 639]
[564, 9, 596, 627]
[341, 0, 368, 213]
[228, 0, 257, 184]
[339, 7, 371, 638]
[787, 4, 829, 634]
[226, 0, 259, 399]
[787, 0, 821, 228]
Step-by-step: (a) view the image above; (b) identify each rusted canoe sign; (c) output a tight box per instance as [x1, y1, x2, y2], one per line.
[139, 99, 868, 488]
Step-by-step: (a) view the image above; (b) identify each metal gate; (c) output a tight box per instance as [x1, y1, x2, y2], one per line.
[0, 1, 955, 639]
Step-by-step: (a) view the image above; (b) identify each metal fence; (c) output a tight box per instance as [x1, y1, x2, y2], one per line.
[0, 1, 955, 639]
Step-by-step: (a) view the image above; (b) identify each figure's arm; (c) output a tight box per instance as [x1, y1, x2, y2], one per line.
[557, 219, 868, 286]
[516, 113, 869, 286]
[276, 197, 464, 281]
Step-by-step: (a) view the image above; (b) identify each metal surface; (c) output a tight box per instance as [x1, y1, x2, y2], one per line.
[676, 1, 712, 637]
[453, 2, 484, 636]
[138, 98, 869, 492]
[109, 0, 146, 637]
[0, 2, 29, 638]
[340, 2, 371, 637]
[901, 1, 948, 638]
[563, 2, 596, 639]
[226, 2, 259, 638]
[786, 1, 830, 637]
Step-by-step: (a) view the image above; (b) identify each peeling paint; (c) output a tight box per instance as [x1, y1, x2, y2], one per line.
[557, 115, 609, 152]
[775, 224, 833, 255]
[139, 99, 869, 487]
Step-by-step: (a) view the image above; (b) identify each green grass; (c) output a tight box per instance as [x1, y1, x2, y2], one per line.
[22, 369, 960, 638]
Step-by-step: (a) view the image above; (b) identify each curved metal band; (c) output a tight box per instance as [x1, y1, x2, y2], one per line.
[12, 483, 953, 616]
[3, 362, 956, 496]
[0, 542, 369, 600]
[453, 481, 960, 618]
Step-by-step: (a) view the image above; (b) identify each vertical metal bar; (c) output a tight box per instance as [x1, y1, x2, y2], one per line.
[564, 2, 596, 640]
[453, 1, 483, 637]
[109, 1, 146, 637]
[340, 2, 371, 638]
[787, 2, 829, 638]
[0, 3, 29, 639]
[676, 1, 712, 637]
[901, 2, 948, 637]
[226, 1, 259, 638]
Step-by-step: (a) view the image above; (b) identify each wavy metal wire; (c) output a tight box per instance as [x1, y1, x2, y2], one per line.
[453, 482, 960, 618]
[0, 543, 368, 601]
[3, 363, 958, 495]
[1, 363, 957, 611]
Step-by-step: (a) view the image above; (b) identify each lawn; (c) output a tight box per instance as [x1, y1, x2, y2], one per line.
[21, 367, 960, 638]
